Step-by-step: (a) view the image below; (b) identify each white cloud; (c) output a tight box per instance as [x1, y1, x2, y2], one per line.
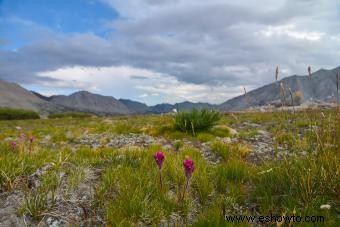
[258, 24, 324, 41]
[36, 65, 250, 104]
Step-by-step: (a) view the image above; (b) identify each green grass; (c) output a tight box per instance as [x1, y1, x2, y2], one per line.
[48, 112, 93, 119]
[0, 109, 338, 226]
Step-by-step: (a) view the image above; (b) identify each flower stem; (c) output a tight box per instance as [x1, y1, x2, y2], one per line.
[159, 169, 163, 190]
[181, 178, 190, 202]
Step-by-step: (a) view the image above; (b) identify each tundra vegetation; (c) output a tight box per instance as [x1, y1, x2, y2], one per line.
[0, 108, 339, 226]
[0, 108, 40, 120]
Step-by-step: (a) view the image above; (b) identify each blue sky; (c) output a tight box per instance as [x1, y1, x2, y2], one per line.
[1, 0, 340, 105]
[0, 0, 118, 49]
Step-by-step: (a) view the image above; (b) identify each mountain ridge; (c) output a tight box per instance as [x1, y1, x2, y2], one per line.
[49, 91, 131, 115]
[219, 66, 339, 111]
[1, 66, 339, 115]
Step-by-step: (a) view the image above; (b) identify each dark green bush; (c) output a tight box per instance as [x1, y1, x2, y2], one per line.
[0, 108, 40, 120]
[48, 112, 92, 119]
[174, 108, 220, 134]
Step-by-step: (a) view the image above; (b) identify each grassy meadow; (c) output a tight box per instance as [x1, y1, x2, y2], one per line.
[0, 109, 339, 226]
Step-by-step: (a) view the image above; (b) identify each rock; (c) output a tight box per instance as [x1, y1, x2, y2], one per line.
[78, 133, 159, 149]
[217, 137, 232, 144]
[200, 143, 220, 164]
[257, 130, 269, 136]
[244, 129, 290, 164]
[46, 217, 63, 227]
[243, 122, 260, 128]
[0, 192, 25, 227]
[227, 127, 238, 135]
[4, 137, 15, 141]
[320, 204, 331, 210]
[107, 133, 156, 148]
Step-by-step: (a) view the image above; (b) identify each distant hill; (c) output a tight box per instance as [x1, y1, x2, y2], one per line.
[31, 91, 52, 101]
[50, 91, 131, 115]
[219, 66, 340, 111]
[147, 101, 215, 114]
[119, 99, 149, 114]
[147, 103, 174, 114]
[0, 80, 65, 114]
[174, 101, 215, 111]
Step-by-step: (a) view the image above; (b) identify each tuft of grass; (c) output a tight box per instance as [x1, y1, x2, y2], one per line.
[0, 143, 56, 192]
[210, 126, 230, 137]
[174, 109, 220, 135]
[213, 161, 252, 194]
[211, 141, 232, 162]
[40, 171, 61, 203]
[197, 133, 215, 142]
[19, 193, 48, 219]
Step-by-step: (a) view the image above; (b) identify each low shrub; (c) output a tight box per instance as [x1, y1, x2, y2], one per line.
[0, 108, 40, 120]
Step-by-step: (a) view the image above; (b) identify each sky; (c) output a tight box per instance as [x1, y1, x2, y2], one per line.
[0, 0, 340, 105]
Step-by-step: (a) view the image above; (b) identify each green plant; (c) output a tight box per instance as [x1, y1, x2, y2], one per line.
[173, 140, 184, 150]
[174, 109, 220, 134]
[210, 141, 232, 162]
[210, 126, 230, 137]
[40, 171, 61, 203]
[19, 193, 48, 219]
[0, 108, 40, 120]
[197, 133, 215, 142]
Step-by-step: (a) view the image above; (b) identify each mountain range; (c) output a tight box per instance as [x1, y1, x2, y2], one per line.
[0, 66, 339, 115]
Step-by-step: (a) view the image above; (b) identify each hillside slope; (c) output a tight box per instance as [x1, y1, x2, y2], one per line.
[0, 80, 65, 114]
[219, 66, 340, 111]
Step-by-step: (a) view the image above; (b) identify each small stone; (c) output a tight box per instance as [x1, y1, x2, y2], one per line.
[219, 137, 232, 143]
[162, 144, 172, 150]
[257, 130, 268, 135]
[46, 217, 62, 227]
[320, 204, 331, 210]
[227, 127, 238, 135]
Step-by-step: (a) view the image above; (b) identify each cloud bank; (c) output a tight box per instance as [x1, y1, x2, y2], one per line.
[1, 0, 339, 104]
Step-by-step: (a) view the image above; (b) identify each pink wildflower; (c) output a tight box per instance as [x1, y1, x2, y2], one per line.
[180, 158, 195, 203]
[20, 133, 26, 142]
[10, 141, 17, 151]
[153, 151, 165, 190]
[153, 151, 165, 169]
[183, 158, 195, 179]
